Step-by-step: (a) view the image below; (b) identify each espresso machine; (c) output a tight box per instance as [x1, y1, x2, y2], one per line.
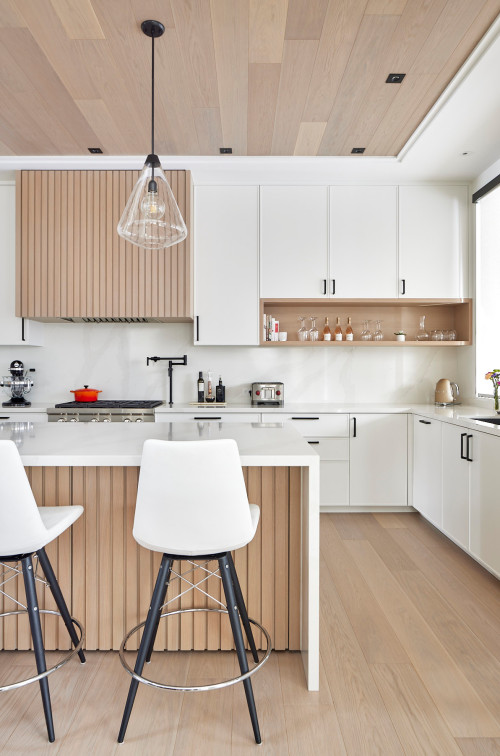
[0, 360, 35, 407]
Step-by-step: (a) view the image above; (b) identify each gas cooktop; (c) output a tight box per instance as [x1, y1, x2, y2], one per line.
[54, 400, 163, 409]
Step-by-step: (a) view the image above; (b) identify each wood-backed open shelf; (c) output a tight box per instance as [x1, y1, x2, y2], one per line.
[260, 298, 472, 346]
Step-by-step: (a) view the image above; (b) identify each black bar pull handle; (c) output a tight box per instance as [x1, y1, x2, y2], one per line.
[0, 416, 10, 420]
[401, 279, 406, 295]
[352, 417, 357, 437]
[196, 315, 200, 342]
[307, 440, 320, 445]
[419, 419, 431, 424]
[466, 434, 473, 462]
[460, 432, 467, 460]
[331, 279, 336, 295]
[322, 279, 327, 295]
[21, 317, 26, 342]
[194, 416, 221, 420]
[292, 416, 319, 420]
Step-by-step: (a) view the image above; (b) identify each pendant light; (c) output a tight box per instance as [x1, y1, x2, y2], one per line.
[117, 20, 187, 250]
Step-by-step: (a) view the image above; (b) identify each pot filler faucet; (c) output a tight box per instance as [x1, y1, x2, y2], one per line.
[146, 355, 187, 408]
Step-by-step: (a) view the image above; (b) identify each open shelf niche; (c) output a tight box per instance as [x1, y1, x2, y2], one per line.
[260, 298, 472, 346]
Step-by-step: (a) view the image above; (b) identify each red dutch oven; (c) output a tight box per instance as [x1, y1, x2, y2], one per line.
[71, 385, 102, 402]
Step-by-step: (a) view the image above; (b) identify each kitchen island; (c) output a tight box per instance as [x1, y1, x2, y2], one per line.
[0, 421, 320, 690]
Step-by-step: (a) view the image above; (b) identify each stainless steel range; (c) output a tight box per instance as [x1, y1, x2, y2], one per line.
[47, 400, 163, 423]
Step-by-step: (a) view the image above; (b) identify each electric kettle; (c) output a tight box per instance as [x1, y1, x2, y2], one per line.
[435, 379, 460, 406]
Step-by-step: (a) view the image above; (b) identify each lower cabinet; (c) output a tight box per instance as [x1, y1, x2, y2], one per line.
[155, 412, 260, 424]
[413, 415, 443, 527]
[469, 431, 500, 577]
[442, 423, 470, 550]
[349, 414, 408, 507]
[306, 438, 349, 508]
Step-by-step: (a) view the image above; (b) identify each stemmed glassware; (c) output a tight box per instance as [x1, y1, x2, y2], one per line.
[360, 320, 372, 340]
[373, 320, 384, 341]
[297, 316, 308, 341]
[416, 315, 430, 341]
[309, 316, 319, 342]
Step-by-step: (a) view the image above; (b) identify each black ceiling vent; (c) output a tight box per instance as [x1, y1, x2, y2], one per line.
[219, 147, 232, 154]
[88, 147, 103, 154]
[351, 147, 365, 154]
[386, 73, 406, 84]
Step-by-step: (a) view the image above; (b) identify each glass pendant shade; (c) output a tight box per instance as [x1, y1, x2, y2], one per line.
[117, 158, 187, 250]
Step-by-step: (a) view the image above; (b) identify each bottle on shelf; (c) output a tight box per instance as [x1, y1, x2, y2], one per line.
[216, 376, 225, 403]
[334, 317, 343, 341]
[206, 371, 215, 402]
[322, 317, 332, 341]
[345, 317, 353, 341]
[197, 371, 205, 403]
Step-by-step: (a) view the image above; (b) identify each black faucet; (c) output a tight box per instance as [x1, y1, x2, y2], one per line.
[146, 355, 187, 407]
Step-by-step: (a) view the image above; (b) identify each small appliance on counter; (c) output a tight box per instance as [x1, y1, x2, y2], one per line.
[251, 382, 284, 407]
[0, 360, 35, 407]
[48, 400, 163, 422]
[435, 378, 460, 406]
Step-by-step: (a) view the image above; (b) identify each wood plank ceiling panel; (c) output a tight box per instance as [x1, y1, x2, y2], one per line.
[285, 0, 329, 40]
[249, 0, 287, 63]
[248, 63, 281, 155]
[0, 0, 26, 27]
[49, 0, 105, 39]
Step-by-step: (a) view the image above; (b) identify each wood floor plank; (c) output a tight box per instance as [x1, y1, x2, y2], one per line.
[321, 516, 410, 664]
[354, 514, 418, 573]
[329, 512, 366, 540]
[284, 704, 347, 755]
[373, 513, 411, 529]
[456, 737, 500, 755]
[371, 662, 462, 755]
[278, 651, 333, 706]
[345, 539, 500, 738]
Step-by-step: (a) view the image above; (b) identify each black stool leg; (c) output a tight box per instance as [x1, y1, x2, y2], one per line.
[118, 554, 173, 743]
[220, 554, 261, 744]
[145, 559, 172, 663]
[227, 552, 259, 664]
[22, 555, 55, 743]
[37, 548, 86, 664]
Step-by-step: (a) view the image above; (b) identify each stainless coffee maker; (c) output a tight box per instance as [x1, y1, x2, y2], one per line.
[0, 360, 35, 407]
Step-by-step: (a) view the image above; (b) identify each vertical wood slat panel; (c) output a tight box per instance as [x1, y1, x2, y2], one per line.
[125, 467, 139, 651]
[111, 468, 125, 649]
[274, 467, 289, 650]
[246, 467, 263, 649]
[54, 171, 62, 319]
[72, 172, 80, 318]
[261, 467, 275, 649]
[57, 467, 72, 651]
[121, 172, 130, 317]
[72, 467, 86, 650]
[288, 467, 301, 649]
[40, 172, 48, 319]
[66, 172, 74, 318]
[98, 468, 112, 649]
[46, 171, 54, 319]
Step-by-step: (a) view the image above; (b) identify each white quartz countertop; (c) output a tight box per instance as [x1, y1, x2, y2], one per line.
[0, 421, 320, 467]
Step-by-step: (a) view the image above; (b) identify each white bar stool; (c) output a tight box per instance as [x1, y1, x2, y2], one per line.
[117, 438, 271, 745]
[0, 440, 85, 743]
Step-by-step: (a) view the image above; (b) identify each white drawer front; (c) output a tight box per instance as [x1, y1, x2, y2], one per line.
[156, 412, 260, 423]
[305, 438, 349, 460]
[264, 413, 349, 437]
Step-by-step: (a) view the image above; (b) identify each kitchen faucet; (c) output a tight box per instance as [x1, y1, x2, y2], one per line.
[146, 355, 187, 407]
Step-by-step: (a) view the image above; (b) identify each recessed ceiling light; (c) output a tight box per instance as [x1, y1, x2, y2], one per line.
[219, 147, 232, 154]
[386, 73, 406, 84]
[88, 147, 103, 154]
[351, 147, 365, 154]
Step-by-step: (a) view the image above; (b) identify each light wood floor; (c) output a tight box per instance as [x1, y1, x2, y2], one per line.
[1, 512, 500, 755]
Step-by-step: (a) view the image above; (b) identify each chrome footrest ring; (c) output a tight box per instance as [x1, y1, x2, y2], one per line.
[119, 607, 272, 692]
[0, 610, 85, 692]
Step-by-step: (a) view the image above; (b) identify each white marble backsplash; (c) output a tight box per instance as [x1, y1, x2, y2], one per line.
[0, 321, 465, 406]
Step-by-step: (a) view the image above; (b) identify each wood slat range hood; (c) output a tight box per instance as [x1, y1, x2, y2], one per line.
[16, 170, 193, 323]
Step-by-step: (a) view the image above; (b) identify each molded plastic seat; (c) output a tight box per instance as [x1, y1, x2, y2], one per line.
[133, 438, 260, 555]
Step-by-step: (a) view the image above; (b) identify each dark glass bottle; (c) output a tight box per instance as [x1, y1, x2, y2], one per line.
[216, 376, 225, 403]
[197, 371, 205, 403]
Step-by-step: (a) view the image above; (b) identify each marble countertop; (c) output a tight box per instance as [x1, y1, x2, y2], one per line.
[0, 421, 320, 467]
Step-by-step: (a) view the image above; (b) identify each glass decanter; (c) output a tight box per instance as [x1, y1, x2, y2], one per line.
[360, 320, 372, 340]
[298, 316, 308, 341]
[309, 316, 319, 342]
[373, 320, 384, 341]
[416, 315, 430, 341]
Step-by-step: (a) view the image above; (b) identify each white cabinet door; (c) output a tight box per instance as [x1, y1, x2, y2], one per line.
[329, 186, 398, 298]
[469, 431, 500, 578]
[413, 415, 443, 528]
[0, 183, 43, 346]
[260, 186, 328, 299]
[399, 185, 468, 298]
[194, 186, 259, 345]
[306, 438, 349, 508]
[442, 423, 470, 548]
[350, 414, 408, 507]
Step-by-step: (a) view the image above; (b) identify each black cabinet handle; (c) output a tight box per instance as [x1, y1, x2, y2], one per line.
[307, 440, 320, 445]
[21, 317, 26, 342]
[0, 416, 10, 420]
[352, 417, 357, 437]
[331, 279, 336, 295]
[194, 416, 221, 420]
[292, 417, 319, 420]
[419, 419, 431, 424]
[196, 315, 200, 342]
[401, 279, 406, 295]
[460, 432, 467, 460]
[322, 279, 327, 295]
[466, 434, 473, 462]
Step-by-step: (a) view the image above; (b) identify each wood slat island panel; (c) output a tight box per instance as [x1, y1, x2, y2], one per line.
[0, 466, 300, 652]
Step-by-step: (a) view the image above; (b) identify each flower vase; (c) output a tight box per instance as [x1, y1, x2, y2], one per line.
[495, 384, 499, 413]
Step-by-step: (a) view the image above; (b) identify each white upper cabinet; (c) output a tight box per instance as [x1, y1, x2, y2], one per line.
[0, 182, 43, 346]
[329, 186, 398, 298]
[260, 186, 329, 299]
[194, 186, 259, 345]
[398, 185, 468, 299]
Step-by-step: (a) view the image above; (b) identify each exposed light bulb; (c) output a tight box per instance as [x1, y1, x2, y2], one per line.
[140, 179, 165, 220]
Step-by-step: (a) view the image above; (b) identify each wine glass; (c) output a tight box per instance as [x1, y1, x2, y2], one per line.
[309, 316, 319, 342]
[360, 320, 372, 340]
[297, 316, 308, 341]
[373, 320, 384, 341]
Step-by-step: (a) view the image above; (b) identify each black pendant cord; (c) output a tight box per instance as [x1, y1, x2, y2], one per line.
[151, 33, 155, 182]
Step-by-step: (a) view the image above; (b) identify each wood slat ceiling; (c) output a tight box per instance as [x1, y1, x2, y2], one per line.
[0, 0, 498, 158]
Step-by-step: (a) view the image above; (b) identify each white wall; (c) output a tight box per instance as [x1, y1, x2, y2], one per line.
[0, 321, 460, 406]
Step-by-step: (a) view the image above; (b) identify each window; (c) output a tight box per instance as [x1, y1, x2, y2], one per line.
[475, 184, 500, 397]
